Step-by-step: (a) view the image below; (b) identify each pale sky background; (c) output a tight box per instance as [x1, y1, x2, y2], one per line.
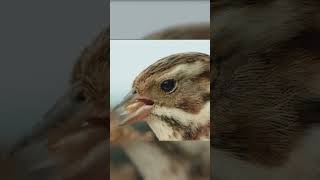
[110, 40, 210, 107]
[111, 0, 210, 39]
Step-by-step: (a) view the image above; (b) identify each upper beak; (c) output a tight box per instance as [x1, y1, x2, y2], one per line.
[8, 88, 88, 156]
[112, 90, 154, 126]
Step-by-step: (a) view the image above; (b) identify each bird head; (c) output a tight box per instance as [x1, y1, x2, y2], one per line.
[9, 29, 109, 180]
[113, 52, 210, 140]
[66, 30, 109, 129]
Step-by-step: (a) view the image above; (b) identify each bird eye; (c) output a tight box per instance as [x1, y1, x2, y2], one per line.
[160, 79, 177, 93]
[73, 89, 87, 102]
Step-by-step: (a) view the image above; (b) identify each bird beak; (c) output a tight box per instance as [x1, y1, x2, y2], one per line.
[112, 90, 154, 126]
[8, 88, 90, 156]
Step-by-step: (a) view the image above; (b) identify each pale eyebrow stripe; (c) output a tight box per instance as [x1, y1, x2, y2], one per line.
[158, 61, 206, 80]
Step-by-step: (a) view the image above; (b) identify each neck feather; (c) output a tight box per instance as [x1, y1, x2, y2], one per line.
[147, 102, 210, 140]
[123, 142, 188, 180]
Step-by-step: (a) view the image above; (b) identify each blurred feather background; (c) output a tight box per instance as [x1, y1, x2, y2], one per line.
[110, 0, 209, 39]
[0, 0, 106, 179]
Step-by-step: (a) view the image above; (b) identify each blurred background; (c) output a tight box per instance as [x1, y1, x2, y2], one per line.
[110, 0, 210, 39]
[0, 0, 107, 179]
[0, 0, 106, 149]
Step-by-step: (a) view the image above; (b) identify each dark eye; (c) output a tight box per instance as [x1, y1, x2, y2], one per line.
[160, 79, 177, 93]
[74, 89, 87, 102]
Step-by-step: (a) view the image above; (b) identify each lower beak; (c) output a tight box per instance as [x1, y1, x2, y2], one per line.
[8, 88, 86, 156]
[112, 90, 154, 126]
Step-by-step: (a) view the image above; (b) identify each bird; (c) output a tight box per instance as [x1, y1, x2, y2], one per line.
[110, 27, 211, 180]
[8, 29, 109, 180]
[47, 29, 108, 180]
[212, 0, 320, 180]
[4, 22, 210, 179]
[113, 52, 210, 141]
[144, 23, 210, 40]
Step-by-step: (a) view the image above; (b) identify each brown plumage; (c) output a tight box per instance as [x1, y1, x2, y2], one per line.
[110, 26, 211, 180]
[46, 29, 109, 180]
[6, 20, 210, 180]
[212, 1, 320, 179]
[113, 52, 210, 140]
[121, 141, 210, 180]
[8, 29, 109, 180]
[144, 23, 210, 40]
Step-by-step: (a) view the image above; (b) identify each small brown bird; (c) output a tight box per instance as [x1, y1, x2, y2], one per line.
[9, 29, 109, 180]
[47, 29, 108, 180]
[212, 1, 320, 180]
[113, 52, 210, 140]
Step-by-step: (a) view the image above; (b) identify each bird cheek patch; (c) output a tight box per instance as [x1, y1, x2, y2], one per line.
[177, 98, 201, 114]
